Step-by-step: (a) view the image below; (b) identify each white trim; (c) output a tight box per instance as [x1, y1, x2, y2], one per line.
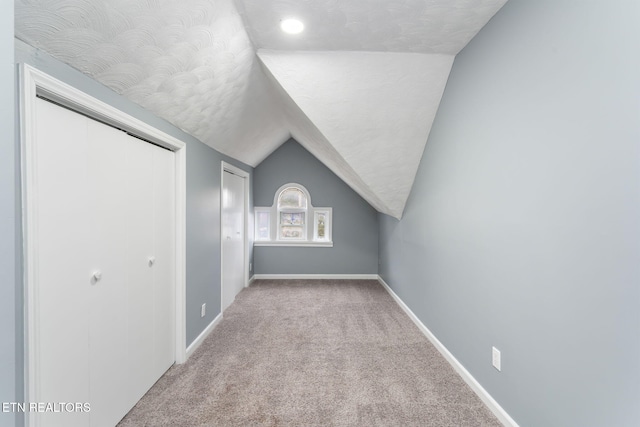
[174, 147, 187, 364]
[20, 65, 39, 426]
[252, 274, 379, 280]
[254, 241, 333, 248]
[376, 276, 519, 427]
[185, 313, 223, 359]
[248, 275, 256, 286]
[20, 64, 188, 425]
[220, 161, 251, 315]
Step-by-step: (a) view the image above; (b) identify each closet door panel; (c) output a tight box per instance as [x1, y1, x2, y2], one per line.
[152, 146, 176, 376]
[86, 120, 132, 427]
[34, 99, 91, 427]
[125, 136, 157, 403]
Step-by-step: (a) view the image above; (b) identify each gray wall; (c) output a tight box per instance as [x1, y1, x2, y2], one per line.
[253, 139, 378, 275]
[379, 1, 640, 426]
[12, 40, 253, 403]
[1, 2, 17, 427]
[184, 141, 253, 344]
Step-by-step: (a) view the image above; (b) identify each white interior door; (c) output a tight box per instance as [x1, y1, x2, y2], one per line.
[221, 170, 246, 312]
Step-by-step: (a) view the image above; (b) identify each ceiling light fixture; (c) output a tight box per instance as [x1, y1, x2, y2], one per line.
[281, 18, 304, 34]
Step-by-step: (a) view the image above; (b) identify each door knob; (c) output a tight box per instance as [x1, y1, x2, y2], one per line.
[148, 256, 156, 267]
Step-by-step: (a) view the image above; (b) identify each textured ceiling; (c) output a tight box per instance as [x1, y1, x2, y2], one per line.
[15, 0, 508, 218]
[236, 0, 507, 54]
[259, 50, 454, 218]
[15, 0, 289, 166]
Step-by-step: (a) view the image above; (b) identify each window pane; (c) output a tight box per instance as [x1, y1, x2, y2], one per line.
[278, 188, 307, 209]
[281, 226, 304, 239]
[316, 212, 326, 239]
[256, 211, 269, 240]
[280, 212, 304, 225]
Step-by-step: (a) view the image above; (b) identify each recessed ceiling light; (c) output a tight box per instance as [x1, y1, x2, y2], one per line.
[281, 18, 304, 34]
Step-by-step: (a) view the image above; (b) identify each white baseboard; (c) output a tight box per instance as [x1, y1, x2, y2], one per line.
[252, 274, 379, 280]
[185, 313, 223, 360]
[247, 275, 256, 286]
[377, 276, 519, 427]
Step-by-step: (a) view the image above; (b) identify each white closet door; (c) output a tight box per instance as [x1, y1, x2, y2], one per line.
[86, 119, 132, 427]
[152, 146, 176, 376]
[221, 171, 245, 312]
[124, 135, 157, 404]
[32, 98, 176, 427]
[35, 98, 91, 427]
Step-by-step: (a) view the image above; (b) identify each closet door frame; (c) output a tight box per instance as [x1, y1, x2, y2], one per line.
[20, 65, 188, 426]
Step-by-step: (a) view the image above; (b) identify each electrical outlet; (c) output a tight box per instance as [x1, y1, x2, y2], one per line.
[201, 303, 206, 318]
[492, 346, 501, 371]
[249, 262, 252, 271]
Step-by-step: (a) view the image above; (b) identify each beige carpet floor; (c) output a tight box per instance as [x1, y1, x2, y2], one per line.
[118, 279, 502, 426]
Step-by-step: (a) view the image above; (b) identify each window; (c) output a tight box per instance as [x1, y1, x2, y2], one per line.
[313, 210, 330, 242]
[255, 209, 270, 241]
[254, 183, 332, 247]
[278, 187, 307, 240]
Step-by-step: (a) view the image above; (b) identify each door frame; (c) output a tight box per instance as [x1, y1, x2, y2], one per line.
[20, 65, 188, 425]
[220, 161, 250, 313]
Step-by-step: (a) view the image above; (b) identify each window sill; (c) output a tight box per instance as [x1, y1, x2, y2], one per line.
[254, 241, 333, 248]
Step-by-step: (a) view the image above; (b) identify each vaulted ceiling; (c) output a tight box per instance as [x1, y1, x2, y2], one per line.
[15, 0, 507, 218]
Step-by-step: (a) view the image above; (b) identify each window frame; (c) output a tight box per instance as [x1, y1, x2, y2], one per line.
[254, 183, 333, 247]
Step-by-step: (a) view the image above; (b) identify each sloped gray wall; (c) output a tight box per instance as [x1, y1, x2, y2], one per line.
[253, 139, 378, 275]
[379, 0, 640, 426]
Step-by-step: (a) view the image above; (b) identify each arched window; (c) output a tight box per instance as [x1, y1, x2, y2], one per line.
[277, 186, 308, 240]
[255, 183, 332, 246]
